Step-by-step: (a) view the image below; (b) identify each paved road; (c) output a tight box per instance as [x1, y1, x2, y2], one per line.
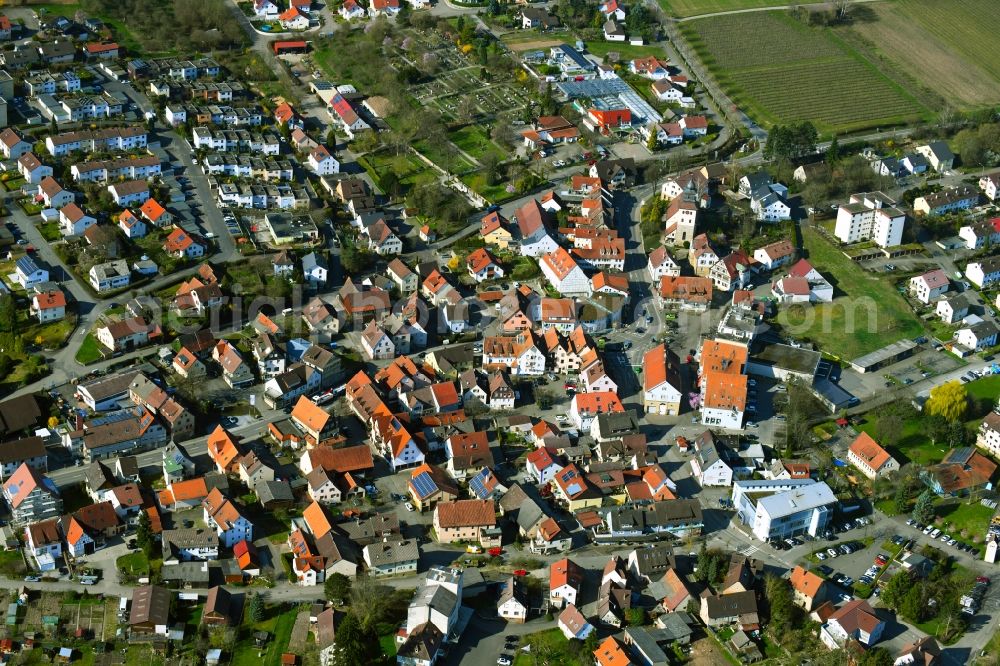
[668, 0, 888, 22]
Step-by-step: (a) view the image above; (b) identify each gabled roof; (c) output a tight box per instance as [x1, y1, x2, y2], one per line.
[789, 565, 824, 599]
[302, 500, 334, 539]
[291, 395, 331, 434]
[434, 499, 496, 529]
[550, 557, 583, 591]
[4, 463, 56, 508]
[848, 432, 894, 472]
[829, 598, 881, 636]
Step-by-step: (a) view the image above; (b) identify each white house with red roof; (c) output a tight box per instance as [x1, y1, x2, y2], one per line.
[118, 210, 147, 239]
[0, 128, 32, 159]
[909, 268, 950, 304]
[680, 115, 708, 137]
[629, 57, 670, 80]
[599, 0, 626, 20]
[59, 203, 96, 237]
[369, 0, 400, 17]
[647, 246, 680, 280]
[514, 199, 558, 257]
[820, 599, 885, 649]
[308, 145, 339, 176]
[328, 94, 371, 138]
[339, 0, 366, 19]
[278, 7, 310, 30]
[569, 391, 624, 430]
[466, 248, 504, 283]
[642, 343, 682, 415]
[752, 240, 795, 272]
[526, 447, 563, 485]
[254, 0, 279, 17]
[38, 176, 74, 209]
[540, 247, 589, 295]
[31, 290, 66, 322]
[164, 228, 205, 259]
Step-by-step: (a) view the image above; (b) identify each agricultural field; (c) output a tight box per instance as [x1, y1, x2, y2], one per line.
[680, 12, 930, 133]
[776, 229, 925, 361]
[842, 0, 1000, 108]
[659, 0, 796, 17]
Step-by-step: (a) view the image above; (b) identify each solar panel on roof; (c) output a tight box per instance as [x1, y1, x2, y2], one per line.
[469, 469, 490, 500]
[411, 472, 437, 499]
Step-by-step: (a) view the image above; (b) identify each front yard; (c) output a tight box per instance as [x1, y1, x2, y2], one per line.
[776, 228, 925, 361]
[75, 333, 105, 365]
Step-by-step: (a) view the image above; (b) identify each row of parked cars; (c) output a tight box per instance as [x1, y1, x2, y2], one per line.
[907, 519, 981, 555]
[961, 577, 991, 616]
[815, 540, 864, 561]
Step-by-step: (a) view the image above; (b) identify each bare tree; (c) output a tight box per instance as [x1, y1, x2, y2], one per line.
[834, 0, 852, 21]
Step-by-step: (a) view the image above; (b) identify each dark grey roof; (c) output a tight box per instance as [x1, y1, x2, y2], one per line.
[0, 436, 45, 464]
[498, 575, 526, 607]
[364, 538, 418, 566]
[257, 479, 293, 505]
[130, 585, 171, 626]
[397, 622, 443, 661]
[704, 590, 757, 619]
[629, 543, 677, 576]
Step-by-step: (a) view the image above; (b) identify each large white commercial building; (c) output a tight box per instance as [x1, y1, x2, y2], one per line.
[834, 192, 906, 247]
[732, 479, 837, 542]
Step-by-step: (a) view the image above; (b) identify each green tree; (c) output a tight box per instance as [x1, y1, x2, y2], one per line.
[900, 586, 928, 622]
[324, 573, 352, 602]
[136, 510, 156, 559]
[331, 612, 379, 666]
[696, 542, 710, 582]
[912, 490, 936, 525]
[926, 380, 968, 422]
[857, 647, 894, 666]
[764, 574, 795, 637]
[893, 483, 909, 515]
[541, 82, 556, 116]
[625, 607, 647, 626]
[879, 571, 911, 610]
[326, 128, 338, 151]
[646, 130, 658, 153]
[825, 135, 840, 165]
[247, 593, 264, 623]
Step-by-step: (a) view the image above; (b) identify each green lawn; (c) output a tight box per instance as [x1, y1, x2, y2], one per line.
[358, 150, 438, 195]
[965, 375, 1000, 402]
[24, 316, 75, 350]
[679, 12, 930, 133]
[379, 633, 397, 660]
[461, 172, 514, 204]
[776, 228, 925, 361]
[584, 40, 668, 60]
[38, 221, 61, 242]
[934, 501, 995, 540]
[856, 416, 947, 466]
[231, 605, 300, 666]
[117, 551, 150, 576]
[450, 125, 504, 162]
[513, 629, 587, 666]
[75, 333, 105, 365]
[0, 549, 26, 577]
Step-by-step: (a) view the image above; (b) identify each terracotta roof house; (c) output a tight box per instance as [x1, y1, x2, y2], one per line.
[820, 598, 885, 649]
[432, 499, 498, 547]
[789, 565, 827, 611]
[922, 448, 997, 496]
[847, 432, 899, 480]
